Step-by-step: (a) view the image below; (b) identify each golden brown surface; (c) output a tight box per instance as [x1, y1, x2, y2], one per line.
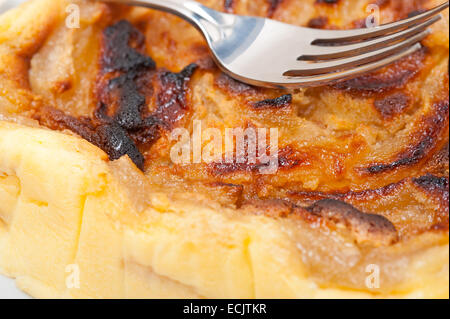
[0, 0, 449, 298]
[28, 0, 449, 236]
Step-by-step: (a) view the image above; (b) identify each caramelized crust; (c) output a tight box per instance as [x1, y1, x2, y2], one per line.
[14, 0, 450, 240]
[242, 198, 399, 246]
[0, 0, 448, 294]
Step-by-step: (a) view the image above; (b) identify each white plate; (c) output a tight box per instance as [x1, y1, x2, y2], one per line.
[0, 0, 25, 12]
[0, 275, 30, 299]
[0, 0, 31, 300]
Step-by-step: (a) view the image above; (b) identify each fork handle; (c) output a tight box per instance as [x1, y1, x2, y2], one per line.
[102, 0, 220, 32]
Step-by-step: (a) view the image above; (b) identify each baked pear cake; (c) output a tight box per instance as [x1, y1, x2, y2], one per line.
[0, 0, 448, 298]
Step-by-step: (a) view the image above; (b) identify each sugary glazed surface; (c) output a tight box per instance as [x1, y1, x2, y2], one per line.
[0, 0, 448, 298]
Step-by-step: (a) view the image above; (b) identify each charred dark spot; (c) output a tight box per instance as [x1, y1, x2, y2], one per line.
[289, 180, 404, 203]
[102, 20, 156, 73]
[95, 123, 145, 169]
[373, 0, 424, 21]
[414, 174, 449, 192]
[97, 22, 197, 168]
[98, 20, 156, 130]
[215, 73, 258, 96]
[306, 199, 398, 245]
[288, 175, 448, 232]
[252, 94, 292, 109]
[374, 92, 410, 118]
[366, 136, 433, 174]
[365, 100, 449, 174]
[94, 20, 158, 168]
[316, 0, 339, 4]
[277, 146, 305, 169]
[211, 146, 307, 175]
[97, 21, 197, 168]
[128, 117, 162, 148]
[414, 174, 449, 222]
[34, 107, 145, 170]
[53, 80, 72, 94]
[224, 0, 235, 12]
[212, 162, 258, 175]
[334, 69, 414, 95]
[267, 0, 283, 17]
[307, 16, 329, 29]
[35, 107, 98, 146]
[35, 20, 198, 171]
[242, 196, 398, 245]
[367, 141, 432, 174]
[107, 75, 147, 130]
[334, 48, 426, 96]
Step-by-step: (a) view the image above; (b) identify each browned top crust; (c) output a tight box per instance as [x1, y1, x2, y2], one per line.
[2, 0, 449, 247]
[305, 199, 398, 246]
[242, 198, 399, 246]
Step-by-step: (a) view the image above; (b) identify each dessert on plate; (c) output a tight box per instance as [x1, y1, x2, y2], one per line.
[0, 0, 448, 298]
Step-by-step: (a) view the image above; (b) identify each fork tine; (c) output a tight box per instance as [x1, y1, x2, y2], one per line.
[279, 44, 422, 87]
[284, 31, 429, 77]
[300, 15, 440, 61]
[311, 1, 448, 45]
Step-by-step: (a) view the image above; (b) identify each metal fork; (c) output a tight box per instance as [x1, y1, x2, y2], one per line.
[99, 0, 449, 88]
